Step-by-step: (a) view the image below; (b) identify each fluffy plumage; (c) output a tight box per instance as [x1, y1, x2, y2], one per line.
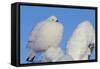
[66, 21, 95, 60]
[27, 16, 64, 62]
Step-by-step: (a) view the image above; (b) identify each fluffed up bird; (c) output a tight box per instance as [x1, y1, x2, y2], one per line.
[26, 16, 64, 62]
[66, 21, 95, 60]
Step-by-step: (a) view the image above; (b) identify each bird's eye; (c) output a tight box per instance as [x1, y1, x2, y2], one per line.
[51, 19, 54, 21]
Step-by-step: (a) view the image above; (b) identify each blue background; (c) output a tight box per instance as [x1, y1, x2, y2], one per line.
[20, 5, 96, 64]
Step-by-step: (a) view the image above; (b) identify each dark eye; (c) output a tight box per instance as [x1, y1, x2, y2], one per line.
[51, 19, 54, 21]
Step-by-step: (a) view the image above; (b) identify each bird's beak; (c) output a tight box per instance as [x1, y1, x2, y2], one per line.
[89, 43, 95, 53]
[88, 43, 95, 59]
[56, 20, 59, 22]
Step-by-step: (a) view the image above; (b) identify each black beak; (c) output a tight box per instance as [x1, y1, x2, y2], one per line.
[56, 20, 59, 22]
[88, 43, 95, 53]
[88, 43, 95, 60]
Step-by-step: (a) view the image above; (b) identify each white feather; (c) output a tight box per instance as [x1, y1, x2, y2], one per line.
[27, 16, 64, 62]
[66, 21, 95, 60]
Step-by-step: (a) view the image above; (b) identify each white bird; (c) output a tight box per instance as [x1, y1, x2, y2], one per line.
[26, 16, 64, 62]
[66, 21, 95, 61]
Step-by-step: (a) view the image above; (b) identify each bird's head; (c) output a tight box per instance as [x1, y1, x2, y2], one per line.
[47, 16, 59, 22]
[88, 43, 95, 59]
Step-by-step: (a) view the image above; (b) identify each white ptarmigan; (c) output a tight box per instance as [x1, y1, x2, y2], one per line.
[66, 21, 95, 60]
[26, 16, 64, 62]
